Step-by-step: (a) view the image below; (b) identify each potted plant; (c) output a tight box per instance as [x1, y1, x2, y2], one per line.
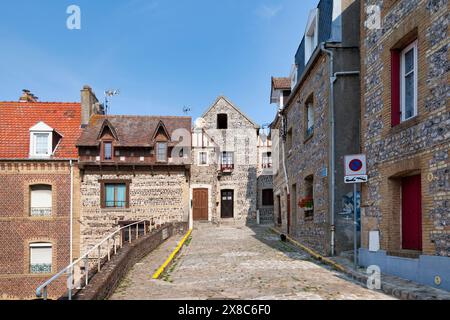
[298, 197, 314, 211]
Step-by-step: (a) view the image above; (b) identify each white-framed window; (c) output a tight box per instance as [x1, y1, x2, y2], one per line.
[30, 185, 52, 217]
[290, 64, 298, 90]
[262, 152, 272, 168]
[29, 122, 54, 158]
[400, 40, 418, 122]
[305, 8, 319, 63]
[29, 243, 52, 274]
[198, 151, 208, 166]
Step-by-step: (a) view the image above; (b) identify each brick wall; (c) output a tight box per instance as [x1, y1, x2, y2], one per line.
[0, 161, 74, 299]
[360, 0, 449, 256]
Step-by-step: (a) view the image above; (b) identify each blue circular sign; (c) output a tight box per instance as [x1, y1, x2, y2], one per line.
[349, 159, 363, 172]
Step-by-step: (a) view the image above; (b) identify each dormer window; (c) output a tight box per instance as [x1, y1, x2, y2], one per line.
[29, 122, 55, 158]
[305, 8, 319, 63]
[156, 142, 168, 163]
[103, 142, 113, 161]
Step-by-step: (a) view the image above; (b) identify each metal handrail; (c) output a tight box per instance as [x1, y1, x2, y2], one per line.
[36, 216, 167, 300]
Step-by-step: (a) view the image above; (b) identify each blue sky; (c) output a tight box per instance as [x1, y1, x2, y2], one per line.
[0, 0, 317, 125]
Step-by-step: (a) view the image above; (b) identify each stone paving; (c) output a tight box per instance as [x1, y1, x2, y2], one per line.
[110, 223, 394, 300]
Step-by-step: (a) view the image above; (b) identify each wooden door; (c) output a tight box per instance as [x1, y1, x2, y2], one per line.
[221, 190, 234, 218]
[402, 175, 422, 251]
[193, 189, 208, 221]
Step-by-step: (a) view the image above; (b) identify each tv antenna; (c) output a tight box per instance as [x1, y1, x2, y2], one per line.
[104, 89, 120, 115]
[183, 106, 191, 115]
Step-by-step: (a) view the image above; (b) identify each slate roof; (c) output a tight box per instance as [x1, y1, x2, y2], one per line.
[77, 115, 192, 147]
[0, 101, 82, 159]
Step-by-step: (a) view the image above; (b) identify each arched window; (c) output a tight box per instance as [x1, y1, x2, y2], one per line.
[29, 243, 52, 274]
[30, 185, 52, 217]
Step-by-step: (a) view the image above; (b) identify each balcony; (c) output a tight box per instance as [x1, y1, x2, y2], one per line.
[220, 164, 234, 173]
[31, 207, 52, 217]
[30, 263, 52, 274]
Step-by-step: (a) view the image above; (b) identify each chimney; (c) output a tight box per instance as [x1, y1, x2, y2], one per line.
[81, 85, 104, 127]
[19, 89, 39, 103]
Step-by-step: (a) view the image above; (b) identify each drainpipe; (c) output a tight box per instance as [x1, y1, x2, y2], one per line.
[320, 43, 360, 257]
[320, 43, 336, 257]
[69, 160, 74, 264]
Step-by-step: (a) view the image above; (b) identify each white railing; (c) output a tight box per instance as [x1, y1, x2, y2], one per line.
[36, 216, 170, 300]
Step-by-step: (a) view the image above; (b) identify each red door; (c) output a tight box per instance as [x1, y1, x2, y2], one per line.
[402, 175, 422, 251]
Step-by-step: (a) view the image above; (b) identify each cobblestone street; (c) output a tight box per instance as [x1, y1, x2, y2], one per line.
[111, 223, 394, 300]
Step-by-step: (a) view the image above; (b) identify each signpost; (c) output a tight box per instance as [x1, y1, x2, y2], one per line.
[344, 155, 368, 270]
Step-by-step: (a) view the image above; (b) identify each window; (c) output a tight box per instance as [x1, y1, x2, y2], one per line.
[217, 114, 228, 129]
[156, 142, 168, 162]
[220, 152, 234, 171]
[290, 64, 298, 89]
[262, 189, 274, 206]
[30, 243, 52, 274]
[101, 182, 130, 208]
[103, 142, 113, 161]
[305, 9, 319, 63]
[306, 100, 314, 138]
[286, 128, 293, 152]
[29, 122, 54, 158]
[301, 176, 314, 220]
[391, 39, 418, 126]
[400, 41, 418, 122]
[30, 185, 52, 217]
[198, 151, 208, 166]
[262, 152, 272, 168]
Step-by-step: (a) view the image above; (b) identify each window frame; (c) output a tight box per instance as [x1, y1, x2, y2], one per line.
[400, 40, 418, 122]
[102, 141, 114, 161]
[30, 184, 53, 217]
[29, 243, 52, 274]
[156, 142, 168, 163]
[262, 152, 272, 169]
[198, 151, 208, 166]
[100, 180, 131, 209]
[30, 132, 52, 158]
[305, 100, 315, 139]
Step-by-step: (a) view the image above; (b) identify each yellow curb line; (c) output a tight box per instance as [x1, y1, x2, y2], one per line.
[152, 229, 193, 279]
[269, 227, 346, 273]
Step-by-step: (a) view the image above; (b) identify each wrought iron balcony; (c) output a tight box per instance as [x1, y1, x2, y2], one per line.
[31, 207, 52, 217]
[30, 264, 52, 274]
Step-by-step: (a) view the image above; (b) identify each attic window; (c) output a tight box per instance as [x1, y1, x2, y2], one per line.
[29, 122, 54, 158]
[305, 8, 319, 63]
[217, 114, 228, 130]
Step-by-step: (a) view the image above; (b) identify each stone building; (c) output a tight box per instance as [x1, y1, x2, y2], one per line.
[76, 115, 191, 253]
[0, 87, 102, 299]
[359, 0, 449, 290]
[191, 96, 273, 224]
[270, 0, 361, 256]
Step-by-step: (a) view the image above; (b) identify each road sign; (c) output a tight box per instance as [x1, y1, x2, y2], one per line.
[345, 175, 368, 184]
[345, 154, 367, 177]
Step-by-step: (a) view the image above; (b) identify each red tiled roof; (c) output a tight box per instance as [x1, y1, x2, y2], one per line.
[272, 77, 291, 90]
[0, 101, 82, 159]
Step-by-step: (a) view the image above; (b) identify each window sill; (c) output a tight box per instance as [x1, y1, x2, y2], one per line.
[101, 208, 131, 213]
[390, 116, 419, 135]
